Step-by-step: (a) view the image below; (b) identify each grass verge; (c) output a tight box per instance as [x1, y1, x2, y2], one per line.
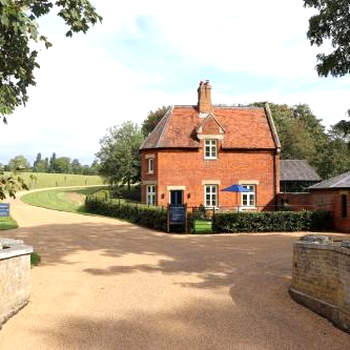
[0, 216, 19, 230]
[21, 186, 106, 213]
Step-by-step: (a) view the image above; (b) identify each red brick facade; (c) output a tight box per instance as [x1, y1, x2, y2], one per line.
[140, 81, 281, 210]
[141, 147, 280, 209]
[279, 189, 350, 233]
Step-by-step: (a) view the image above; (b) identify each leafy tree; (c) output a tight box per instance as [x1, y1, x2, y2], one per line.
[96, 122, 144, 192]
[303, 0, 350, 77]
[49, 152, 57, 173]
[8, 155, 31, 171]
[0, 172, 28, 200]
[141, 106, 169, 137]
[33, 152, 47, 172]
[71, 158, 82, 174]
[0, 1, 101, 199]
[55, 157, 71, 173]
[0, 0, 102, 123]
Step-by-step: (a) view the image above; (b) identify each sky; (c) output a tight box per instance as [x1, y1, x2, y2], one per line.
[1, 0, 349, 165]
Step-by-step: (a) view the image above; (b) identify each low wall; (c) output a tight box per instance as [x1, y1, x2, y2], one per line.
[290, 235, 350, 332]
[0, 238, 33, 329]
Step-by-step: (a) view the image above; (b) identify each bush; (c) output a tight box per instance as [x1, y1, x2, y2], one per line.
[85, 195, 167, 231]
[212, 210, 332, 233]
[31, 252, 41, 267]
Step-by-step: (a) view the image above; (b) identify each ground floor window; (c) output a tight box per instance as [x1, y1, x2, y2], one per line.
[205, 185, 218, 207]
[341, 194, 347, 218]
[241, 185, 256, 207]
[146, 185, 156, 205]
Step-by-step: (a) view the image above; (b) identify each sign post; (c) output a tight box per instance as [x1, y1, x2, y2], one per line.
[0, 203, 10, 217]
[168, 204, 186, 233]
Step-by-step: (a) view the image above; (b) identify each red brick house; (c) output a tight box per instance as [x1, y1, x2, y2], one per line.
[140, 81, 281, 209]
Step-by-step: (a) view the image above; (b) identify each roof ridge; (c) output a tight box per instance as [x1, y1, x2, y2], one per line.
[140, 106, 173, 150]
[156, 105, 174, 148]
[264, 103, 281, 150]
[329, 171, 350, 188]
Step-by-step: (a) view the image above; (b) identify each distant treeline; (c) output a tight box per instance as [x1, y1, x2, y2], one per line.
[0, 153, 99, 175]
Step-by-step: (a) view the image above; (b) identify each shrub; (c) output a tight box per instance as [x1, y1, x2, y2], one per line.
[85, 195, 167, 231]
[31, 252, 41, 267]
[212, 210, 332, 233]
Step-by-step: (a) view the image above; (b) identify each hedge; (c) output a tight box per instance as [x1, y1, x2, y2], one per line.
[85, 195, 167, 231]
[212, 210, 333, 233]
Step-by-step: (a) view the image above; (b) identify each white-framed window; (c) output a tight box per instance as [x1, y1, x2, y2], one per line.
[204, 139, 217, 159]
[241, 185, 256, 207]
[148, 158, 154, 174]
[205, 185, 218, 207]
[146, 185, 156, 205]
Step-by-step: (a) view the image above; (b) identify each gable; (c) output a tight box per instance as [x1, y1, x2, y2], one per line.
[197, 114, 225, 137]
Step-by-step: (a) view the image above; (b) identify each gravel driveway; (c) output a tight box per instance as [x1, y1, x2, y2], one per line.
[0, 196, 349, 349]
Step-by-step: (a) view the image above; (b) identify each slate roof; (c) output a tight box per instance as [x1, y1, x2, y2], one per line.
[140, 104, 280, 150]
[309, 171, 350, 190]
[280, 160, 321, 182]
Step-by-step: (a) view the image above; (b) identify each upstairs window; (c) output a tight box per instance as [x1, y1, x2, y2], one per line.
[205, 185, 218, 208]
[204, 139, 217, 159]
[147, 185, 156, 205]
[241, 185, 256, 207]
[148, 158, 154, 174]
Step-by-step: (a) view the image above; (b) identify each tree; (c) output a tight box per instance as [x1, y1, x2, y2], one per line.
[55, 157, 71, 173]
[33, 152, 47, 172]
[96, 122, 144, 192]
[0, 172, 28, 200]
[304, 1, 350, 78]
[0, 1, 101, 199]
[71, 158, 82, 174]
[141, 106, 169, 137]
[0, 0, 102, 123]
[8, 155, 30, 171]
[49, 152, 57, 173]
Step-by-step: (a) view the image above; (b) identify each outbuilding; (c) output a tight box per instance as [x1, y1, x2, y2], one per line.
[309, 172, 350, 232]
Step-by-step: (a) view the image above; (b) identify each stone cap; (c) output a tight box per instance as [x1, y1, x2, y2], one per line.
[299, 235, 331, 245]
[0, 238, 33, 260]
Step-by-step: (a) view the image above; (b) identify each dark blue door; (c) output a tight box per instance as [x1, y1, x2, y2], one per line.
[170, 190, 183, 206]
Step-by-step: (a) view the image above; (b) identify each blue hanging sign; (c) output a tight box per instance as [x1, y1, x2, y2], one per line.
[0, 203, 10, 217]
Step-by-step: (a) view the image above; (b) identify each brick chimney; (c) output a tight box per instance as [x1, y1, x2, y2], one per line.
[197, 80, 212, 114]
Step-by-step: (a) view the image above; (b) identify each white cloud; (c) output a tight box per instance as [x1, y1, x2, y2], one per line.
[1, 0, 349, 164]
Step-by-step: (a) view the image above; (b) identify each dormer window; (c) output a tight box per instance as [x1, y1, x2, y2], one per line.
[148, 158, 154, 174]
[204, 139, 217, 159]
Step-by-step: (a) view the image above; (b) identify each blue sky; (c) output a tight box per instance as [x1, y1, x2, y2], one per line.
[1, 0, 349, 165]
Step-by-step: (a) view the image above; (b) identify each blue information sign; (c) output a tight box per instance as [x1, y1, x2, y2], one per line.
[0, 203, 10, 217]
[169, 205, 186, 224]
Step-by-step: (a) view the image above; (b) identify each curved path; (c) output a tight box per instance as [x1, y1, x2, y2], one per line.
[0, 194, 349, 349]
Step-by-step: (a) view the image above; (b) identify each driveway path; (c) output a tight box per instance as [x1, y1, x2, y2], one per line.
[0, 196, 349, 349]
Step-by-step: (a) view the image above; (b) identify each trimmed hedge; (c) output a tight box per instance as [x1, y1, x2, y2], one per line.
[85, 195, 167, 231]
[212, 210, 333, 233]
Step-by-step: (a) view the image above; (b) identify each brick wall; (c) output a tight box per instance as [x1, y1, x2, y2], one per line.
[278, 193, 313, 210]
[290, 238, 350, 332]
[141, 144, 279, 209]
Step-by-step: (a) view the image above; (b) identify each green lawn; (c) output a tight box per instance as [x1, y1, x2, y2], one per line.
[0, 216, 19, 230]
[4, 172, 104, 190]
[21, 186, 106, 213]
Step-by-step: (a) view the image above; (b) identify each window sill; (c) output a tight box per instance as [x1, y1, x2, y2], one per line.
[204, 158, 218, 161]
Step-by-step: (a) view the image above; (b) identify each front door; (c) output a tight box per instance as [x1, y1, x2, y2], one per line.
[170, 190, 183, 206]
